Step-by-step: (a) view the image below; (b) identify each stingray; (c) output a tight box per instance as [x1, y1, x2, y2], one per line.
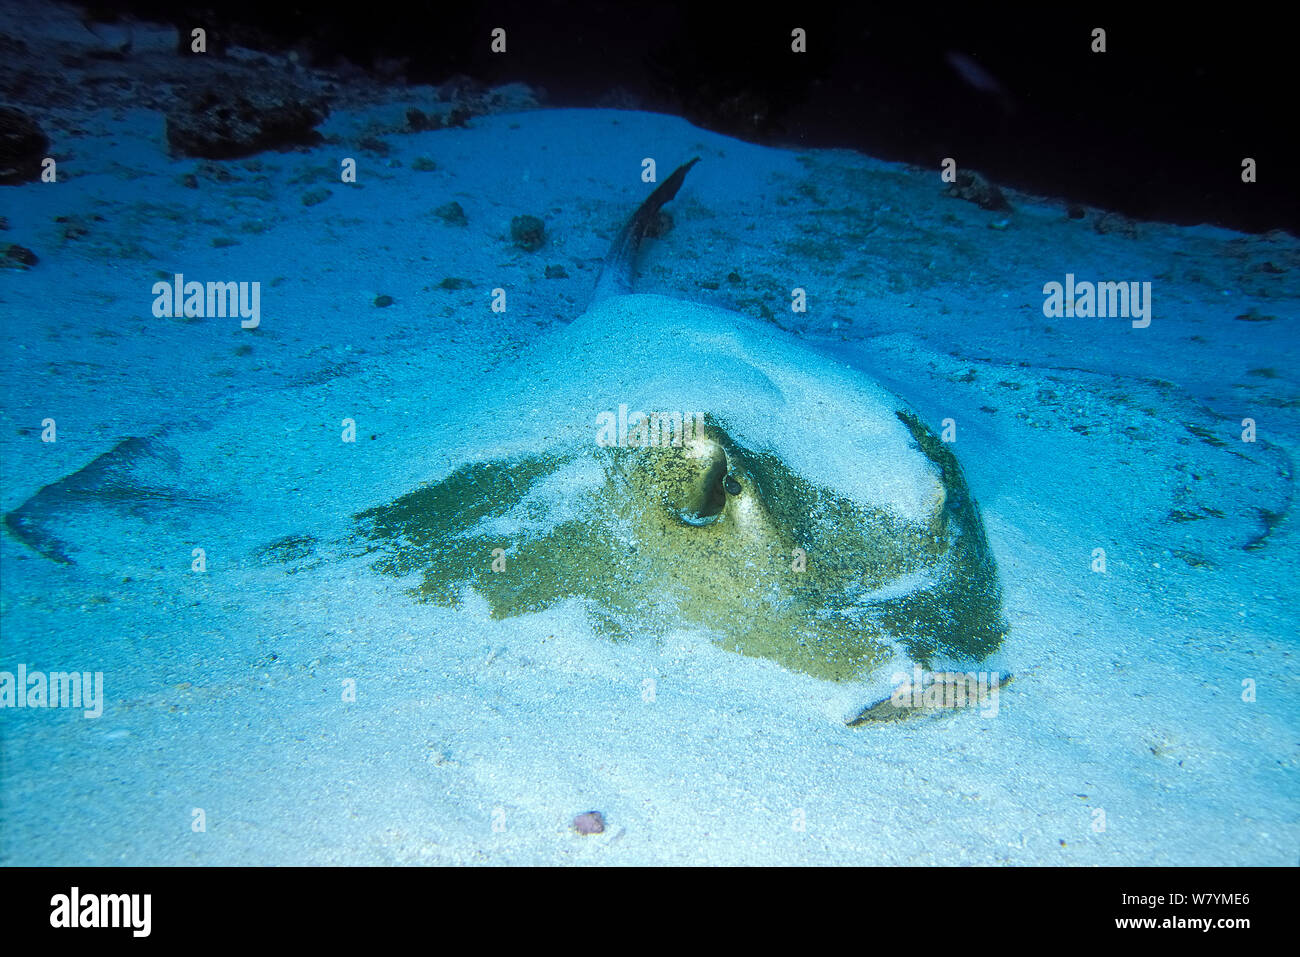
[353, 159, 1009, 723]
[1, 160, 1008, 724]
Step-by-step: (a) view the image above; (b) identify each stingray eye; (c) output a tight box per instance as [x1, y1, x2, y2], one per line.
[724, 475, 742, 496]
[670, 438, 728, 526]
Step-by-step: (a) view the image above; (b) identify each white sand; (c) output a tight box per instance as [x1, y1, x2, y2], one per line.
[1, 20, 1296, 863]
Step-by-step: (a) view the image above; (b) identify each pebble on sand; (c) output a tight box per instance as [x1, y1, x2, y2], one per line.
[572, 811, 605, 835]
[511, 214, 545, 252]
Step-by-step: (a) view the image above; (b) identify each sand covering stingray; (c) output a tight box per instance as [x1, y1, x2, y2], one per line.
[352, 160, 1009, 721]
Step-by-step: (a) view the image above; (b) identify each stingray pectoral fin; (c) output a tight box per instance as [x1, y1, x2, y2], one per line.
[1, 434, 201, 566]
[3, 504, 75, 564]
[1, 438, 158, 564]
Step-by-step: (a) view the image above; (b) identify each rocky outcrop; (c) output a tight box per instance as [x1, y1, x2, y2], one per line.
[0, 106, 49, 184]
[165, 84, 329, 159]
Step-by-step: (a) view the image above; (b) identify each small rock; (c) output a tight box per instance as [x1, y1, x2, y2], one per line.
[180, 172, 199, 189]
[302, 188, 331, 207]
[3, 243, 38, 268]
[439, 277, 472, 290]
[511, 214, 545, 252]
[1094, 212, 1140, 239]
[1234, 307, 1276, 322]
[358, 135, 390, 156]
[572, 811, 605, 835]
[412, 156, 437, 172]
[56, 215, 90, 240]
[1066, 203, 1086, 220]
[0, 107, 49, 185]
[406, 108, 442, 132]
[945, 170, 1011, 211]
[374, 294, 394, 308]
[436, 201, 467, 226]
[544, 264, 568, 279]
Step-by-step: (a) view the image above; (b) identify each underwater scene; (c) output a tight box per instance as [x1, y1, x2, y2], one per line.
[0, 2, 1296, 867]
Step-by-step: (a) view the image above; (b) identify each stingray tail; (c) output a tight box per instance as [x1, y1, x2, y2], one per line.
[593, 157, 699, 302]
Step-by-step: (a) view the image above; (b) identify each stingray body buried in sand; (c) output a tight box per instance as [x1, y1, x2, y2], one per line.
[353, 159, 1010, 724]
[2, 159, 1008, 725]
